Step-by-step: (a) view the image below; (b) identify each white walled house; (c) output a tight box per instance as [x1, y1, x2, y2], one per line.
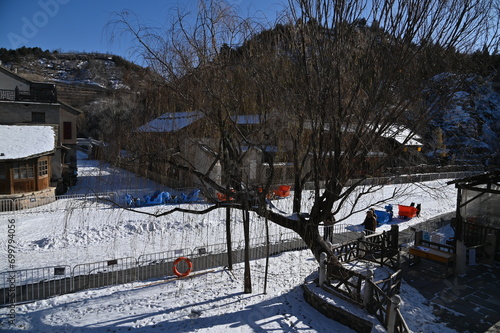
[0, 65, 81, 193]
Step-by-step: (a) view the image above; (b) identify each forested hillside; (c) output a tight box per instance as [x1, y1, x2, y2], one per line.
[2, 35, 500, 168]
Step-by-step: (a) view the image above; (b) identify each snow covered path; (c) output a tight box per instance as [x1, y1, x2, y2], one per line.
[1, 251, 458, 333]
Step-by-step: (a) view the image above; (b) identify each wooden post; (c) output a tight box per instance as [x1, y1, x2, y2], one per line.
[319, 252, 328, 286]
[243, 203, 252, 293]
[362, 270, 373, 308]
[264, 216, 270, 294]
[386, 295, 401, 333]
[455, 187, 463, 242]
[484, 233, 496, 264]
[358, 235, 366, 258]
[415, 230, 423, 246]
[225, 206, 233, 270]
[455, 240, 467, 275]
[390, 225, 399, 249]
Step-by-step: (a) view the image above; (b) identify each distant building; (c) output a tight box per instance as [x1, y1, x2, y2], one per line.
[130, 111, 424, 189]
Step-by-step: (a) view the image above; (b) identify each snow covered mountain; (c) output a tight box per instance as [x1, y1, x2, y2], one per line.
[0, 50, 147, 91]
[2, 48, 499, 167]
[426, 74, 500, 166]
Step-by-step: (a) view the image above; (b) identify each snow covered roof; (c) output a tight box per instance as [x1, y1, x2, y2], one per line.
[231, 115, 261, 124]
[240, 145, 278, 153]
[381, 125, 423, 146]
[135, 111, 205, 133]
[0, 125, 56, 160]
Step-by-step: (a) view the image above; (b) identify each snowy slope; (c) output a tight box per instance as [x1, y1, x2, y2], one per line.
[0, 154, 460, 332]
[0, 170, 456, 270]
[0, 251, 458, 333]
[427, 75, 500, 164]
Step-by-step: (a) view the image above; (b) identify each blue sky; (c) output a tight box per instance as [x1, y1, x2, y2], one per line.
[0, 0, 285, 63]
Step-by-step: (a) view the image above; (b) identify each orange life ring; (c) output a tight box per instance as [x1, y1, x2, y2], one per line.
[173, 257, 193, 277]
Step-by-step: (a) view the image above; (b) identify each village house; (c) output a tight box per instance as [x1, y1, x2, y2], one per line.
[128, 111, 220, 189]
[128, 111, 424, 191]
[0, 124, 57, 210]
[0, 65, 81, 194]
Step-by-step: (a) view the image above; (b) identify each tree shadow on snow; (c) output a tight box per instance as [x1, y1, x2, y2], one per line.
[4, 272, 343, 332]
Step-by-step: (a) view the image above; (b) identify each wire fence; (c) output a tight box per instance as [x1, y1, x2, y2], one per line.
[343, 170, 478, 188]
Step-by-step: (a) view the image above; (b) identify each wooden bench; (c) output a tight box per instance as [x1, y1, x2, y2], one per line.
[408, 231, 455, 277]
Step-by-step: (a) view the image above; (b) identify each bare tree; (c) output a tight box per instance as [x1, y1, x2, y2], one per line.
[109, 0, 497, 269]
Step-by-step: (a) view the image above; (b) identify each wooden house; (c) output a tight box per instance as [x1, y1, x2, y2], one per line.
[0, 125, 57, 210]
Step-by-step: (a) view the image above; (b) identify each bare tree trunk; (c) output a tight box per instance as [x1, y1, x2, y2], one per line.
[264, 216, 270, 294]
[225, 205, 233, 270]
[243, 206, 252, 293]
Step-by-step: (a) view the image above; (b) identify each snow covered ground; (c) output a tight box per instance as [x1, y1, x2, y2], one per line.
[0, 251, 458, 333]
[0, 153, 461, 332]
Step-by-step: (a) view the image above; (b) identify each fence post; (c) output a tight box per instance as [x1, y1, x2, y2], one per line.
[362, 270, 373, 308]
[390, 225, 399, 249]
[318, 252, 328, 286]
[415, 230, 423, 245]
[386, 294, 401, 333]
[358, 235, 366, 258]
[483, 233, 496, 264]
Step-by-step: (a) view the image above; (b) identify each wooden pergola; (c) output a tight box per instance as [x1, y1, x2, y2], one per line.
[448, 170, 500, 260]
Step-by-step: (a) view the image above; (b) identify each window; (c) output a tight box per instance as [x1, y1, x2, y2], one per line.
[13, 161, 34, 179]
[38, 159, 48, 177]
[32, 112, 45, 123]
[0, 163, 6, 180]
[63, 122, 72, 140]
[262, 152, 275, 164]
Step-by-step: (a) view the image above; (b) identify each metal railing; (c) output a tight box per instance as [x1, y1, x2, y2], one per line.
[0, 84, 57, 103]
[0, 231, 306, 306]
[72, 257, 138, 292]
[344, 170, 478, 187]
[0, 192, 118, 213]
[0, 266, 72, 305]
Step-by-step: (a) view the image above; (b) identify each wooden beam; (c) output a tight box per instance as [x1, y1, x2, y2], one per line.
[456, 184, 500, 196]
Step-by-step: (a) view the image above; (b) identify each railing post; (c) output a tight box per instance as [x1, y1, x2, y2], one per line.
[415, 230, 423, 245]
[390, 225, 399, 249]
[318, 252, 328, 286]
[386, 294, 401, 333]
[484, 233, 496, 264]
[362, 270, 373, 308]
[358, 235, 366, 259]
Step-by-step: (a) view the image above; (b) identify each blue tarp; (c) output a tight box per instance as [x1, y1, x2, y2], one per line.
[125, 189, 201, 207]
[375, 205, 393, 225]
